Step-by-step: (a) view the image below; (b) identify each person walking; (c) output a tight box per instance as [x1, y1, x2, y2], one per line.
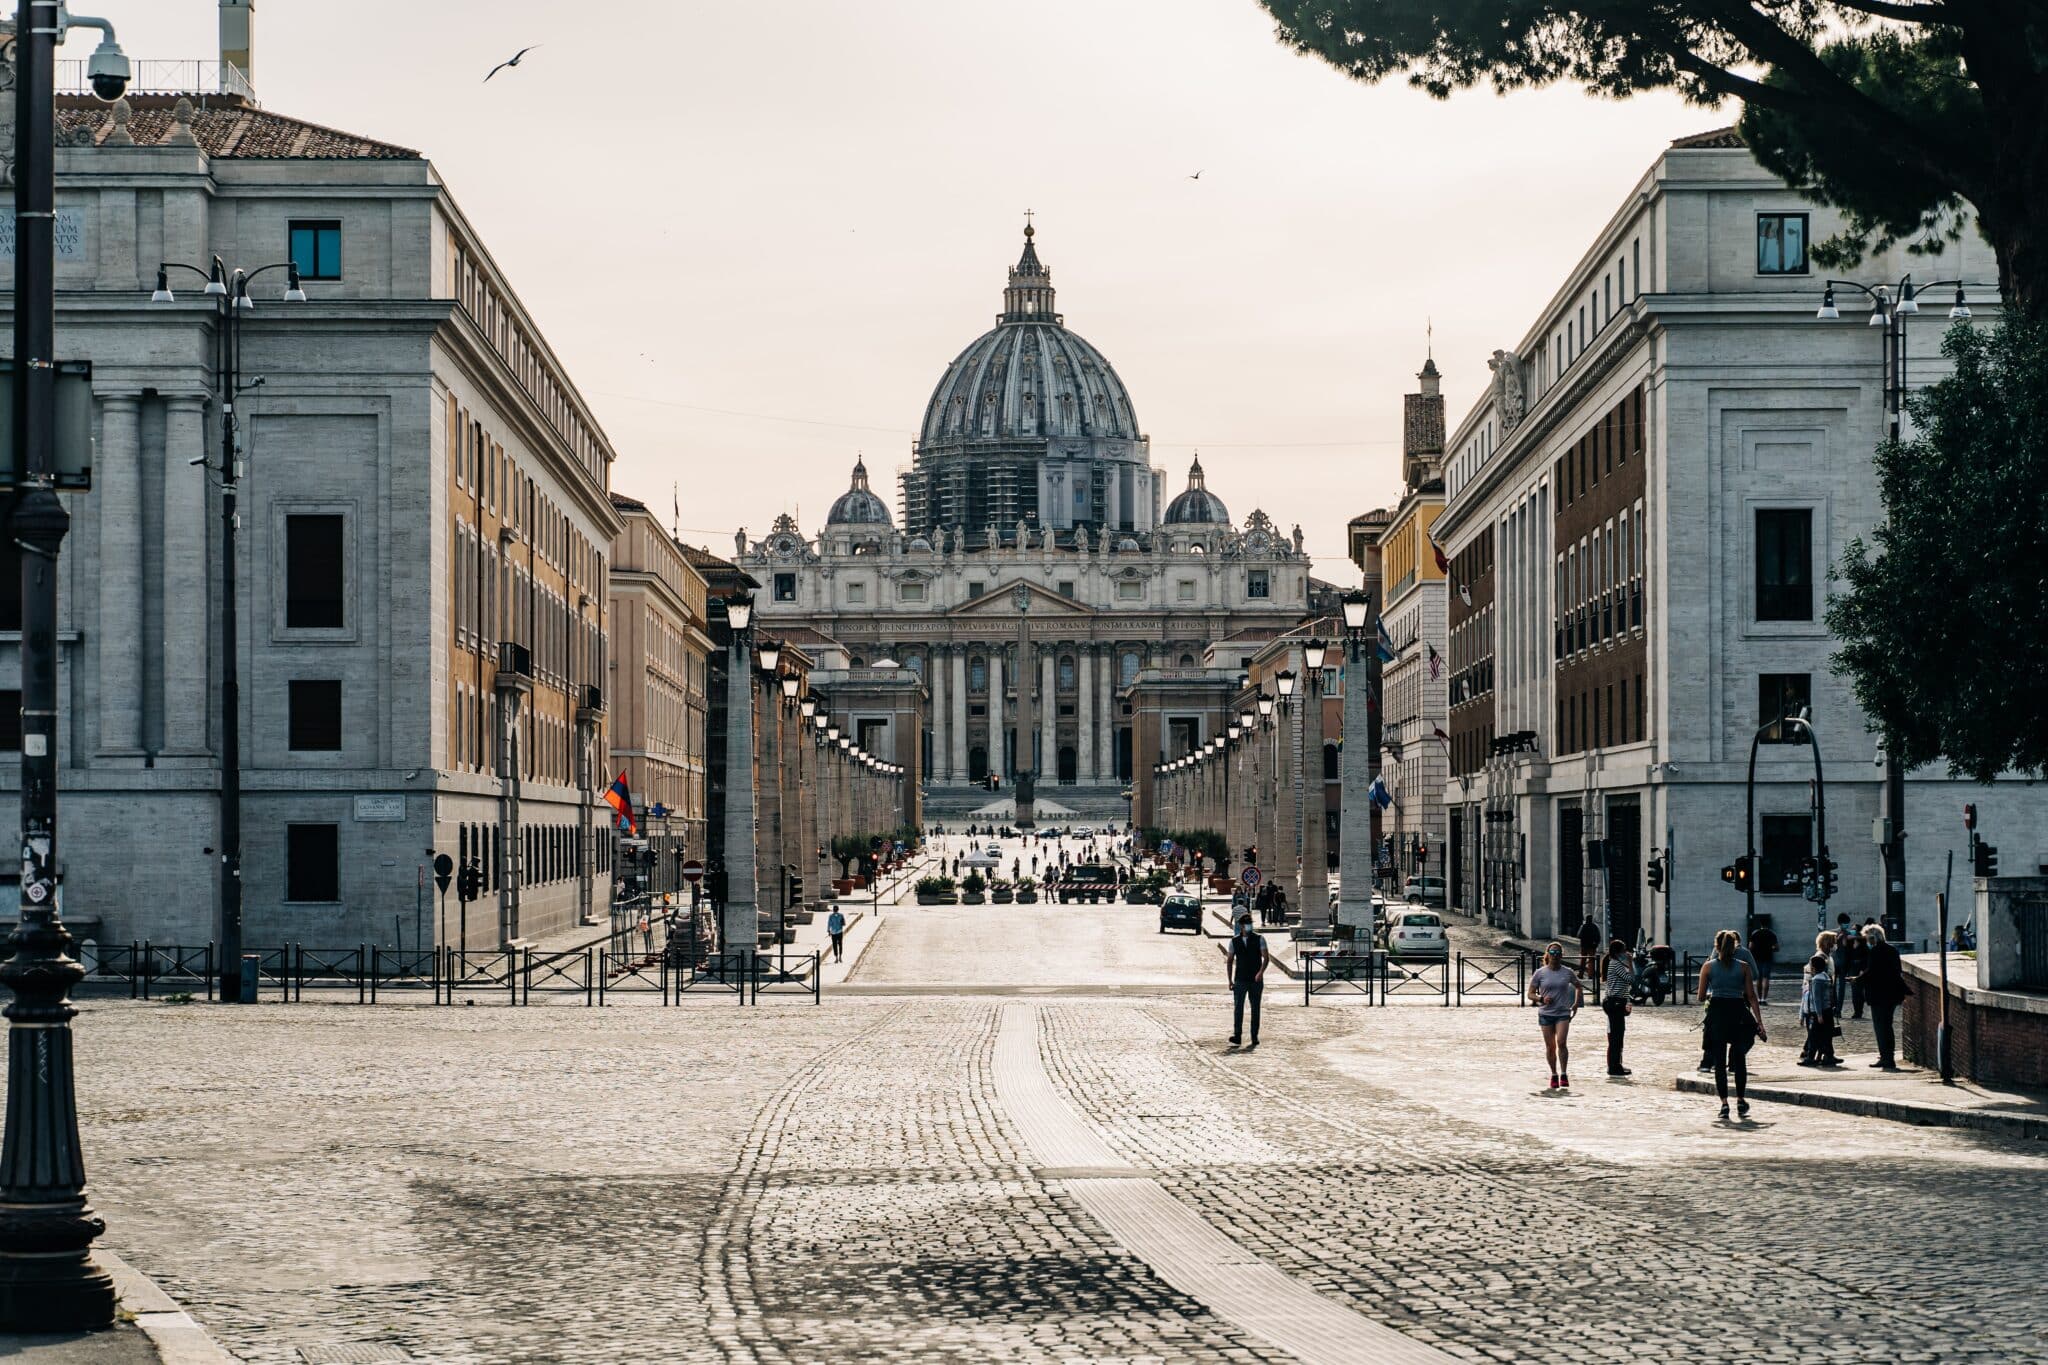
[1835, 914, 1868, 1019]
[1798, 932, 1841, 1066]
[1748, 920, 1780, 1004]
[1699, 932, 1762, 1072]
[1227, 913, 1268, 1048]
[1528, 943, 1582, 1090]
[1861, 924, 1910, 1069]
[825, 907, 846, 964]
[1600, 938, 1634, 1076]
[1697, 929, 1767, 1120]
[1577, 916, 1603, 979]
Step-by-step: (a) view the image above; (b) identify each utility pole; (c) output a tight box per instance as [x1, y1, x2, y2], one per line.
[0, 0, 128, 1330]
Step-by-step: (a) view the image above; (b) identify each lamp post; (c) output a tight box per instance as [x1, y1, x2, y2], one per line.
[1272, 669, 1300, 907]
[1815, 274, 1985, 943]
[721, 594, 758, 978]
[1337, 592, 1376, 936]
[150, 254, 308, 1002]
[1299, 639, 1331, 934]
[1, 2, 131, 1330]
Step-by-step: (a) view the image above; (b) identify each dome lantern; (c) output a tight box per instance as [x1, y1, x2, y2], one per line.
[826, 456, 893, 527]
[1162, 453, 1230, 526]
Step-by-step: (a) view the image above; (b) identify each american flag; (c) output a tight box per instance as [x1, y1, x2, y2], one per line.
[1427, 644, 1443, 680]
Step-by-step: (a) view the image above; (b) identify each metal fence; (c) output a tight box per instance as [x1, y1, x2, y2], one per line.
[1454, 953, 1528, 1005]
[77, 942, 820, 1007]
[2018, 899, 2048, 991]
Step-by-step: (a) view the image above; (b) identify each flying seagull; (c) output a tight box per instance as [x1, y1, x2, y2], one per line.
[1188, 170, 1202, 180]
[484, 45, 539, 82]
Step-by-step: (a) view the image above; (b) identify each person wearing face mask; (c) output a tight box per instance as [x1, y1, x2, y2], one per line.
[1227, 913, 1269, 1049]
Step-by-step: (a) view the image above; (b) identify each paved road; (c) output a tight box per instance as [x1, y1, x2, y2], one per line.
[50, 853, 2048, 1363]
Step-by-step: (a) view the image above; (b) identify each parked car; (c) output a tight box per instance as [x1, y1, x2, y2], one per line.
[1387, 910, 1449, 958]
[1158, 893, 1203, 934]
[1403, 875, 1447, 908]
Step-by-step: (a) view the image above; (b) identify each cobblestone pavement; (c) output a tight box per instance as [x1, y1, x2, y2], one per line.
[51, 882, 2048, 1364]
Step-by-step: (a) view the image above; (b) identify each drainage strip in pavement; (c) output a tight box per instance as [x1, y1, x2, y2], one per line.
[991, 1003, 1456, 1365]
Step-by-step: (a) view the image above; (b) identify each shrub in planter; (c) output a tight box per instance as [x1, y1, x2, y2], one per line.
[915, 874, 958, 905]
[961, 871, 987, 904]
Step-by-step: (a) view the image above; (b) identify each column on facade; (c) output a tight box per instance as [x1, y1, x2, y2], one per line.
[1300, 678, 1331, 934]
[1039, 647, 1056, 781]
[1099, 647, 1117, 782]
[1252, 716, 1275, 885]
[1271, 698, 1300, 900]
[722, 639, 759, 961]
[162, 395, 209, 754]
[929, 647, 948, 783]
[1337, 637, 1377, 928]
[786, 704, 813, 903]
[987, 650, 1004, 778]
[1077, 646, 1097, 782]
[950, 647, 969, 783]
[97, 394, 143, 754]
[816, 737, 837, 896]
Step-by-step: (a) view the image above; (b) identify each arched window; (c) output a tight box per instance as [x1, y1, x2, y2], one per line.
[1120, 651, 1140, 687]
[1057, 655, 1076, 690]
[1178, 653, 1196, 668]
[970, 657, 988, 693]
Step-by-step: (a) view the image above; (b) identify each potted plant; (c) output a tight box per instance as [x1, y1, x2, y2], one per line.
[961, 871, 987, 905]
[1016, 876, 1039, 904]
[915, 875, 958, 906]
[991, 879, 1015, 904]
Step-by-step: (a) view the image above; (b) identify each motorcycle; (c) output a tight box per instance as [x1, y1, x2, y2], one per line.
[1631, 940, 1676, 1005]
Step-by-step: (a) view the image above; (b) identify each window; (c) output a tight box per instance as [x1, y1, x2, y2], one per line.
[846, 582, 866, 604]
[1057, 580, 1075, 598]
[1323, 743, 1339, 780]
[1759, 674, 1812, 743]
[1757, 213, 1809, 274]
[0, 688, 17, 751]
[288, 219, 342, 280]
[899, 581, 925, 602]
[1246, 570, 1270, 599]
[287, 823, 340, 902]
[1755, 509, 1813, 621]
[285, 514, 346, 628]
[773, 573, 796, 602]
[288, 680, 343, 751]
[1116, 579, 1142, 601]
[970, 658, 987, 692]
[1177, 580, 1196, 601]
[1759, 814, 1812, 895]
[967, 582, 984, 600]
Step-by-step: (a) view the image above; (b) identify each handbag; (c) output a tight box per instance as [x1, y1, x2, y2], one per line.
[1830, 1022, 1844, 1037]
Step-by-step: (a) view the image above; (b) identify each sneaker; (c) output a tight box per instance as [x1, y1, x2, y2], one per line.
[1797, 1059, 1818, 1067]
[1737, 1099, 1751, 1119]
[1868, 1060, 1889, 1068]
[1248, 1039, 1259, 1049]
[1560, 1075, 1570, 1089]
[1549, 1075, 1560, 1090]
[1228, 1036, 1241, 1045]
[1696, 1061, 1713, 1073]
[1607, 1067, 1632, 1077]
[1718, 1103, 1730, 1120]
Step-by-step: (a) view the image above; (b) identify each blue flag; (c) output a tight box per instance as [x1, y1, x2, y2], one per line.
[1375, 618, 1396, 663]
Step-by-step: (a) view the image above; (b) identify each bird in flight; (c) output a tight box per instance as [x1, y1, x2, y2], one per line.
[484, 45, 539, 82]
[1188, 170, 1202, 180]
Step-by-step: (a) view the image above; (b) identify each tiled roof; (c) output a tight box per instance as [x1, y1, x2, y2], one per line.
[679, 544, 738, 573]
[1670, 126, 1744, 150]
[55, 93, 418, 159]
[609, 492, 650, 513]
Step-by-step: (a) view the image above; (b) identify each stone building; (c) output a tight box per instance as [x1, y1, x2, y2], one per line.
[0, 54, 618, 949]
[1432, 127, 2033, 950]
[607, 494, 712, 871]
[740, 227, 1313, 820]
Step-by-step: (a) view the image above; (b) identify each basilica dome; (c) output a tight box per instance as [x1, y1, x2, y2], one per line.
[1162, 455, 1230, 526]
[826, 458, 892, 526]
[917, 226, 1141, 449]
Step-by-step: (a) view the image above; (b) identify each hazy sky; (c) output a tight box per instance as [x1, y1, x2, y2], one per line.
[111, 1, 1719, 580]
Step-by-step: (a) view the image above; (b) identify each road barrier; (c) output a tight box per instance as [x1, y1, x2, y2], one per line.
[1301, 950, 1379, 1006]
[1454, 952, 1528, 1005]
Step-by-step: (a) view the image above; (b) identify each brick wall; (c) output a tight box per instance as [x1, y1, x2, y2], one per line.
[1901, 960, 2048, 1089]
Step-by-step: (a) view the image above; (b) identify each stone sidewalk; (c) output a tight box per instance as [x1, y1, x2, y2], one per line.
[2, 1250, 234, 1365]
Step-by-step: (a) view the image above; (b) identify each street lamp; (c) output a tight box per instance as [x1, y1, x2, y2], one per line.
[780, 672, 801, 704]
[150, 253, 309, 1004]
[758, 640, 782, 674]
[1298, 640, 1332, 931]
[1815, 271, 1991, 940]
[3, 4, 129, 1331]
[718, 591, 759, 979]
[1337, 591, 1377, 931]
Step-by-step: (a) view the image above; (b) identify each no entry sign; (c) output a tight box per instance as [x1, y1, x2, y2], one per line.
[679, 859, 705, 884]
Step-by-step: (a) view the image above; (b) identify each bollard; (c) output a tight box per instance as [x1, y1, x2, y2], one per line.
[238, 952, 259, 1004]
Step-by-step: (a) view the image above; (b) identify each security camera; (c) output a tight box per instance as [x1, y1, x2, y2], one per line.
[87, 38, 131, 102]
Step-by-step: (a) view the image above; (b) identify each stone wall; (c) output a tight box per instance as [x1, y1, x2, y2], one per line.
[1900, 956, 2048, 1090]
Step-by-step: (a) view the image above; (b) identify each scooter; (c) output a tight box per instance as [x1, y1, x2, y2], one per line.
[1632, 940, 1675, 1005]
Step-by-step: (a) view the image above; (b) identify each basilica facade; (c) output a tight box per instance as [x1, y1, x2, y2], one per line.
[737, 228, 1312, 803]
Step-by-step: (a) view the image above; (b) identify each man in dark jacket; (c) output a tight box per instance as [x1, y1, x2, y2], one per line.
[1860, 924, 1910, 1069]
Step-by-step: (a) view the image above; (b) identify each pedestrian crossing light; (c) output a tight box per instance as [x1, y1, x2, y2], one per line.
[1720, 857, 1753, 893]
[1646, 854, 1665, 894]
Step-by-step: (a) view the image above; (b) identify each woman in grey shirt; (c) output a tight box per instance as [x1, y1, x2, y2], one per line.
[1527, 943, 1582, 1090]
[1696, 929, 1767, 1120]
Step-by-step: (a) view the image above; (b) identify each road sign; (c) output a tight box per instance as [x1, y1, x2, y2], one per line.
[432, 853, 454, 895]
[651, 802, 669, 819]
[1242, 865, 1262, 887]
[679, 859, 705, 884]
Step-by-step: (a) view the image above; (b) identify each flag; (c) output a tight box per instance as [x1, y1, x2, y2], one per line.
[1431, 539, 1450, 574]
[1432, 724, 1452, 748]
[1368, 776, 1395, 810]
[604, 770, 637, 835]
[1427, 644, 1443, 680]
[1375, 617, 1396, 663]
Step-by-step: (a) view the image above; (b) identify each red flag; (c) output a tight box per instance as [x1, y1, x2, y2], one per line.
[1431, 539, 1450, 574]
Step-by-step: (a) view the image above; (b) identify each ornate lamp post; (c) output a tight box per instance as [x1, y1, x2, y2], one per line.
[719, 595, 758, 975]
[1272, 669, 1299, 906]
[1337, 592, 1375, 934]
[1299, 639, 1332, 934]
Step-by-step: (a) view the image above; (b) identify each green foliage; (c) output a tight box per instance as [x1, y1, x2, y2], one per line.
[961, 870, 987, 895]
[1151, 827, 1229, 870]
[1259, 2, 2038, 309]
[1827, 315, 2048, 781]
[829, 834, 870, 876]
[915, 875, 956, 895]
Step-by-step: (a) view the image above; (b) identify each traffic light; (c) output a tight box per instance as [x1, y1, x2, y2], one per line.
[1720, 856, 1753, 893]
[1646, 853, 1665, 893]
[1821, 855, 1840, 900]
[457, 859, 482, 903]
[1974, 842, 1999, 878]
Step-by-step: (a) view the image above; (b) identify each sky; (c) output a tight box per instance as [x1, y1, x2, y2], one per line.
[107, 0, 1719, 581]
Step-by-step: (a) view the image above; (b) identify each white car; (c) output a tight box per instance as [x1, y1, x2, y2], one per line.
[1387, 910, 1449, 958]
[1403, 875, 1448, 908]
[961, 845, 1003, 869]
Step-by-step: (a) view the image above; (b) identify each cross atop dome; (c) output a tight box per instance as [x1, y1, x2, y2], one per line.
[1002, 218, 1059, 324]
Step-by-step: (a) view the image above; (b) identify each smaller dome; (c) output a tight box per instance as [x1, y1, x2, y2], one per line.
[909, 535, 933, 552]
[1117, 536, 1141, 552]
[1162, 454, 1230, 525]
[827, 457, 893, 527]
